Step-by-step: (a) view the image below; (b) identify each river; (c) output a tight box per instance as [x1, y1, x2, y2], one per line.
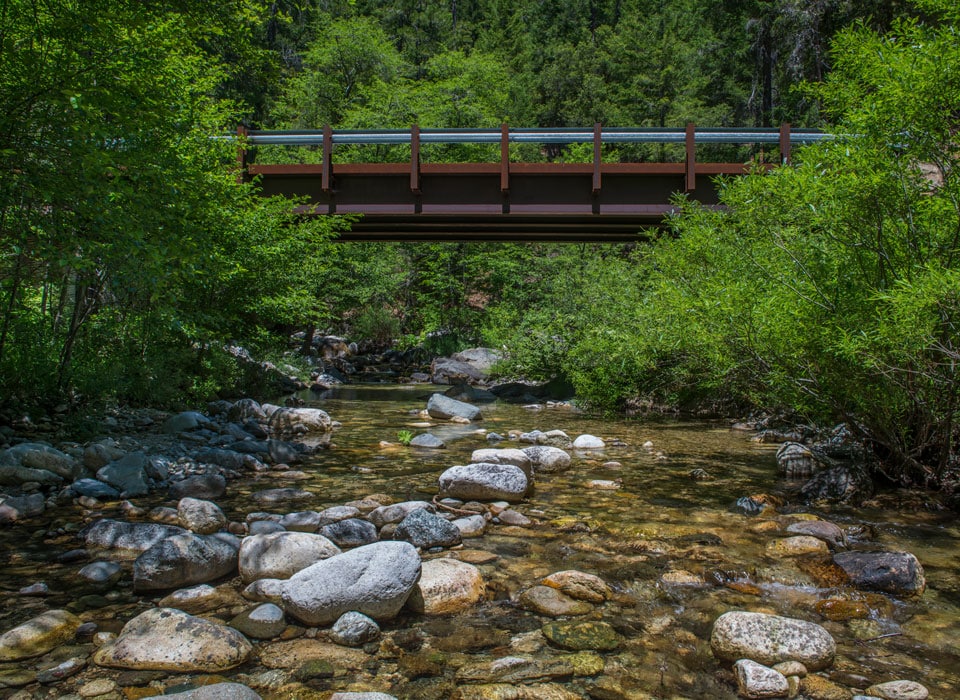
[1, 384, 958, 698]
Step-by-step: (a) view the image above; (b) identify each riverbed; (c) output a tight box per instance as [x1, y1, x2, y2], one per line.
[1, 384, 958, 698]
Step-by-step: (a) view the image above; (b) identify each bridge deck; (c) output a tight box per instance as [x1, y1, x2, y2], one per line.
[240, 124, 822, 242]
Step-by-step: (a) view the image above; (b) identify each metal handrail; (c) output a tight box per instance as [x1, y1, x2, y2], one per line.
[241, 127, 831, 147]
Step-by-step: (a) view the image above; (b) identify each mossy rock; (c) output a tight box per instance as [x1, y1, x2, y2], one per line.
[541, 620, 621, 652]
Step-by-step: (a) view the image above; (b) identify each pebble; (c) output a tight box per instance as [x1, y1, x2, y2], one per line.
[864, 680, 929, 700]
[78, 678, 117, 697]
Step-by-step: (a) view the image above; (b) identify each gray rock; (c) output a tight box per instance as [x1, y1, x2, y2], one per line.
[268, 407, 332, 435]
[394, 508, 462, 549]
[268, 439, 307, 465]
[228, 399, 266, 423]
[169, 474, 227, 500]
[734, 659, 789, 699]
[70, 478, 120, 499]
[522, 445, 571, 472]
[317, 505, 362, 526]
[177, 497, 227, 534]
[451, 347, 501, 373]
[0, 442, 79, 478]
[470, 448, 532, 477]
[229, 603, 286, 639]
[93, 608, 251, 671]
[426, 393, 482, 421]
[242, 578, 285, 605]
[573, 434, 605, 449]
[281, 541, 422, 625]
[133, 532, 240, 591]
[96, 452, 150, 497]
[800, 464, 874, 503]
[0, 493, 46, 523]
[78, 561, 123, 586]
[320, 518, 379, 548]
[710, 611, 836, 671]
[438, 463, 529, 503]
[252, 488, 315, 505]
[163, 411, 208, 434]
[145, 457, 170, 482]
[194, 448, 257, 471]
[0, 609, 81, 661]
[279, 510, 322, 532]
[452, 514, 487, 538]
[83, 442, 125, 471]
[238, 531, 341, 583]
[329, 611, 381, 647]
[776, 441, 820, 478]
[161, 683, 262, 700]
[249, 520, 285, 535]
[0, 464, 63, 487]
[368, 501, 434, 528]
[785, 520, 846, 549]
[83, 519, 187, 553]
[864, 680, 929, 700]
[410, 433, 445, 448]
[329, 694, 397, 700]
[444, 384, 498, 403]
[430, 357, 484, 385]
[833, 551, 926, 596]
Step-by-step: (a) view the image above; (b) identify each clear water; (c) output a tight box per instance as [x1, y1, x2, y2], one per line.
[1, 384, 958, 699]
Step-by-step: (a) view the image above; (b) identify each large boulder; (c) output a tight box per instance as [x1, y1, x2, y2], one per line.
[281, 541, 422, 625]
[470, 448, 533, 478]
[522, 446, 571, 472]
[426, 393, 482, 421]
[96, 451, 150, 497]
[430, 357, 485, 385]
[83, 519, 187, 554]
[268, 407, 332, 435]
[239, 531, 341, 583]
[320, 518, 379, 548]
[0, 443, 79, 479]
[0, 493, 46, 523]
[710, 611, 836, 671]
[93, 608, 252, 671]
[394, 508, 462, 549]
[0, 464, 63, 487]
[133, 532, 240, 591]
[177, 497, 228, 534]
[228, 398, 266, 423]
[438, 463, 529, 503]
[0, 610, 81, 661]
[800, 464, 873, 503]
[406, 558, 485, 615]
[452, 347, 501, 373]
[833, 551, 926, 596]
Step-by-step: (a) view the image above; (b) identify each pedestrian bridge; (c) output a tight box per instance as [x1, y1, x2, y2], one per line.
[238, 124, 827, 242]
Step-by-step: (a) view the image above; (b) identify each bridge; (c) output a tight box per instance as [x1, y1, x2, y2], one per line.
[238, 124, 828, 242]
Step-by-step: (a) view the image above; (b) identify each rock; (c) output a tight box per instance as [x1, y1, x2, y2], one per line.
[249, 520, 285, 535]
[456, 653, 603, 684]
[0, 493, 46, 522]
[281, 541, 422, 625]
[426, 393, 482, 421]
[445, 384, 498, 403]
[229, 398, 266, 423]
[79, 678, 117, 697]
[83, 441, 126, 470]
[470, 448, 533, 477]
[438, 463, 529, 503]
[78, 560, 123, 586]
[0, 464, 63, 488]
[864, 680, 929, 700]
[93, 608, 251, 671]
[368, 500, 434, 528]
[406, 559, 485, 615]
[194, 448, 258, 471]
[453, 514, 487, 537]
[279, 510, 322, 532]
[766, 535, 830, 557]
[83, 519, 187, 553]
[320, 518, 379, 548]
[329, 611, 381, 646]
[522, 445, 571, 472]
[177, 497, 227, 534]
[519, 585, 593, 617]
[431, 357, 485, 385]
[94, 451, 150, 497]
[163, 411, 208, 434]
[252, 488, 315, 505]
[734, 659, 789, 699]
[239, 531, 341, 583]
[710, 611, 836, 670]
[833, 551, 925, 596]
[317, 505, 361, 526]
[394, 508, 462, 549]
[161, 683, 262, 700]
[814, 598, 871, 621]
[0, 442, 79, 478]
[36, 656, 86, 683]
[169, 474, 227, 500]
[786, 520, 846, 549]
[540, 570, 611, 603]
[573, 434, 605, 449]
[409, 433, 445, 448]
[541, 620, 621, 651]
[70, 478, 120, 500]
[132, 532, 240, 591]
[268, 407, 332, 435]
[800, 464, 873, 503]
[157, 584, 234, 614]
[229, 603, 286, 639]
[800, 674, 853, 699]
[242, 578, 285, 605]
[330, 694, 398, 700]
[451, 684, 580, 700]
[776, 442, 820, 478]
[452, 347, 501, 373]
[0, 610, 81, 661]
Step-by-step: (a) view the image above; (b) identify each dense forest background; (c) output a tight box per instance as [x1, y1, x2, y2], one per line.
[1, 0, 958, 488]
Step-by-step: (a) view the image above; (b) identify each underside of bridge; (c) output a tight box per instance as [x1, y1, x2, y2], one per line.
[248, 162, 744, 242]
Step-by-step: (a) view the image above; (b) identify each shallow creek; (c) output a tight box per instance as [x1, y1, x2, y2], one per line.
[2, 384, 959, 699]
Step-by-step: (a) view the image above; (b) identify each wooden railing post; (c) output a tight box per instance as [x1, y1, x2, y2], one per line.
[780, 122, 792, 165]
[410, 124, 421, 195]
[685, 122, 696, 192]
[322, 124, 333, 192]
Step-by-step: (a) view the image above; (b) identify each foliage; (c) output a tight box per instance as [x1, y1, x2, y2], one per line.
[396, 429, 414, 446]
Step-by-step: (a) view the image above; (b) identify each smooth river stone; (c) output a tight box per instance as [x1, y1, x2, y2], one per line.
[865, 680, 929, 700]
[437, 463, 529, 503]
[0, 610, 81, 661]
[157, 682, 262, 699]
[93, 608, 251, 671]
[83, 519, 186, 554]
[406, 558, 485, 615]
[132, 532, 240, 591]
[541, 570, 612, 603]
[238, 531, 341, 583]
[766, 535, 830, 557]
[710, 611, 836, 671]
[833, 551, 926, 596]
[734, 659, 789, 699]
[541, 620, 621, 651]
[519, 586, 593, 617]
[281, 541, 422, 625]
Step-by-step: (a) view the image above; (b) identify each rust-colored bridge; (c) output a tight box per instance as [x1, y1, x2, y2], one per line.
[239, 124, 827, 242]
